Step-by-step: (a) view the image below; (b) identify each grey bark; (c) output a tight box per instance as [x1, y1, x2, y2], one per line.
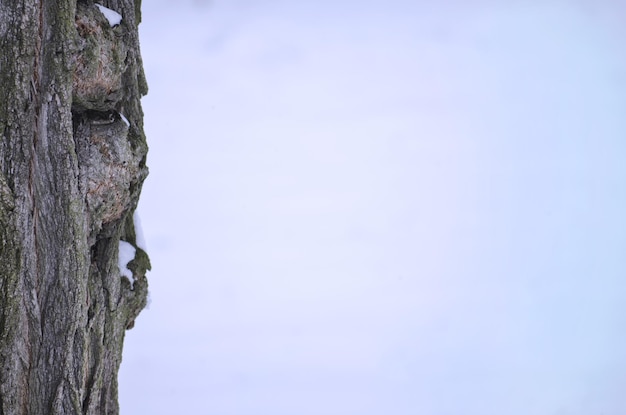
[0, 0, 150, 414]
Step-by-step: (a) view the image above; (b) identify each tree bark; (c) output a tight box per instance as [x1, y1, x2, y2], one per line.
[0, 0, 150, 414]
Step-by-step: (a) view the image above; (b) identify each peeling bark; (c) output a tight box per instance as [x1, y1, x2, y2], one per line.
[0, 0, 149, 414]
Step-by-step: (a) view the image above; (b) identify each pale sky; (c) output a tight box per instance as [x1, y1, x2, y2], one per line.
[119, 1, 626, 414]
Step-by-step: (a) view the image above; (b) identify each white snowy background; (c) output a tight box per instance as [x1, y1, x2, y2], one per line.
[118, 1, 626, 414]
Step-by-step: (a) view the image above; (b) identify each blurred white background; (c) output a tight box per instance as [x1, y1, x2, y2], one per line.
[119, 1, 626, 414]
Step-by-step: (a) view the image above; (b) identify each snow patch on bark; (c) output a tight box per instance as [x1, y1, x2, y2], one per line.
[133, 212, 147, 252]
[118, 240, 136, 280]
[119, 112, 130, 127]
[95, 3, 122, 27]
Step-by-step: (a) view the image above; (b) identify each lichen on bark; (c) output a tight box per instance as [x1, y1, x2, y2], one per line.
[0, 0, 150, 413]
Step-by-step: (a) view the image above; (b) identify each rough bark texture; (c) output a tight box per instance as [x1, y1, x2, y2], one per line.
[0, 0, 149, 414]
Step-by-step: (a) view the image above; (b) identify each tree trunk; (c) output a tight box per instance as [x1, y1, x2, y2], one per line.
[0, 0, 150, 413]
